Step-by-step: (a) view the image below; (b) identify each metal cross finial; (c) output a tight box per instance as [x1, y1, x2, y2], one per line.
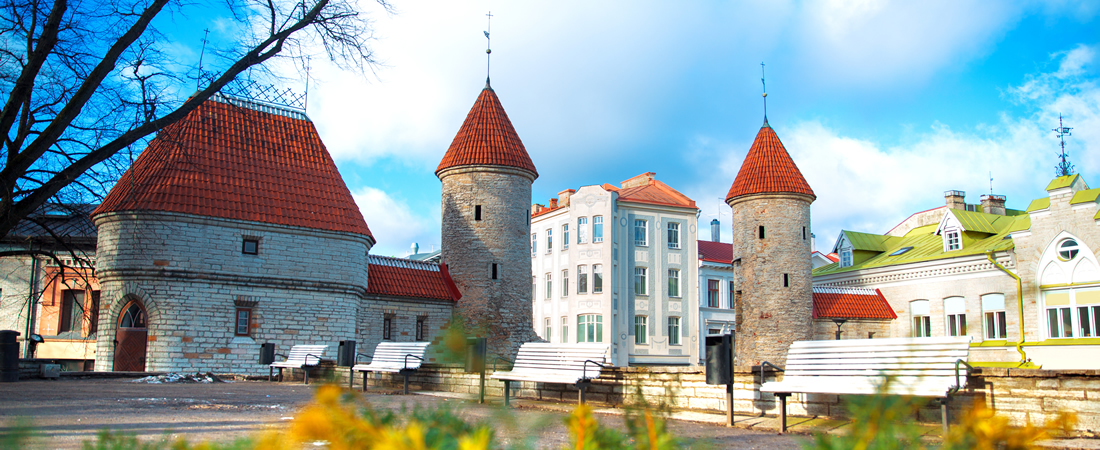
[484, 11, 493, 85]
[761, 62, 767, 119]
[1053, 114, 1074, 177]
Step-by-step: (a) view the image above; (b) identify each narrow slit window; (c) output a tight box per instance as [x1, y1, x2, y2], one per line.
[758, 226, 765, 239]
[475, 205, 482, 221]
[782, 273, 789, 287]
[491, 263, 499, 280]
[802, 226, 806, 240]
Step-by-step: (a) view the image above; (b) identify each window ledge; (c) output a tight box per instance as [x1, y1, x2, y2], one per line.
[231, 336, 255, 345]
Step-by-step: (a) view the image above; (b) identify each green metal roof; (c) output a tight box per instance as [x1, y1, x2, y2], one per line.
[1070, 188, 1100, 205]
[949, 209, 999, 234]
[842, 230, 893, 252]
[1046, 174, 1080, 191]
[813, 214, 1025, 276]
[1026, 197, 1050, 212]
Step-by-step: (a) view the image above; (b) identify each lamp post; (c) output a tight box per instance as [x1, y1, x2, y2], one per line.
[832, 319, 848, 341]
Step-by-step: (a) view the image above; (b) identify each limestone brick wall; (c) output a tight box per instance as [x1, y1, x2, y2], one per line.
[875, 274, 1018, 343]
[334, 365, 1100, 435]
[811, 319, 892, 341]
[729, 193, 814, 367]
[356, 295, 454, 361]
[440, 167, 537, 359]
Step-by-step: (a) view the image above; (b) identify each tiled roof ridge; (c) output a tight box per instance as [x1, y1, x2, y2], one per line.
[812, 286, 878, 295]
[726, 124, 815, 201]
[436, 86, 538, 177]
[368, 254, 441, 272]
[211, 92, 308, 121]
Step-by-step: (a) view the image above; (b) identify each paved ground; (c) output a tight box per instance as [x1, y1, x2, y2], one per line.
[0, 377, 803, 449]
[1, 377, 1097, 449]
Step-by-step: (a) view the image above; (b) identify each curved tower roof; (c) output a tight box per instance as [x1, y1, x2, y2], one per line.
[93, 95, 373, 240]
[725, 119, 815, 202]
[436, 84, 538, 178]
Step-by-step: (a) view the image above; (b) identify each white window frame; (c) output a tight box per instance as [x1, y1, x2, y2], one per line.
[911, 300, 931, 337]
[840, 248, 853, 268]
[577, 217, 588, 244]
[546, 229, 553, 254]
[634, 219, 648, 246]
[668, 317, 681, 345]
[531, 233, 537, 257]
[1059, 238, 1080, 261]
[593, 216, 604, 243]
[944, 228, 961, 251]
[561, 269, 569, 297]
[577, 314, 603, 343]
[561, 316, 569, 343]
[634, 267, 648, 296]
[634, 315, 648, 345]
[667, 222, 680, 249]
[668, 269, 680, 298]
[577, 265, 588, 294]
[544, 317, 551, 341]
[944, 296, 966, 337]
[707, 280, 720, 307]
[592, 264, 603, 293]
[545, 273, 552, 299]
[562, 224, 569, 250]
[981, 293, 1007, 340]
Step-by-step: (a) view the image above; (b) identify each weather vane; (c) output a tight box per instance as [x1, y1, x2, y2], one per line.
[761, 62, 768, 119]
[1054, 114, 1074, 177]
[484, 11, 493, 85]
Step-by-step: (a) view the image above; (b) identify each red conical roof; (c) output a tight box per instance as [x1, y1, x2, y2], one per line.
[725, 120, 815, 202]
[93, 96, 373, 240]
[436, 85, 537, 177]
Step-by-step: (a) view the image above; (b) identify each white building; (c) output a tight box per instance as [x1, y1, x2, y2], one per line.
[530, 173, 699, 366]
[697, 239, 737, 359]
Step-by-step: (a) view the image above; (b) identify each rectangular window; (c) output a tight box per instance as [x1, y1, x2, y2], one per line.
[982, 293, 1006, 339]
[634, 219, 648, 246]
[593, 216, 604, 243]
[1048, 307, 1073, 338]
[782, 273, 789, 287]
[59, 290, 84, 334]
[531, 233, 537, 257]
[383, 315, 393, 340]
[545, 317, 552, 341]
[707, 280, 720, 307]
[532, 276, 537, 301]
[634, 316, 648, 345]
[947, 313, 967, 337]
[728, 281, 735, 309]
[475, 205, 482, 221]
[758, 225, 765, 239]
[840, 249, 853, 267]
[491, 263, 499, 280]
[235, 308, 252, 336]
[913, 316, 931, 337]
[634, 267, 648, 295]
[667, 222, 680, 249]
[562, 269, 569, 297]
[592, 265, 603, 293]
[562, 224, 570, 250]
[242, 238, 259, 255]
[668, 317, 681, 345]
[416, 316, 426, 341]
[578, 265, 588, 294]
[1080, 305, 1100, 338]
[945, 229, 961, 251]
[802, 226, 807, 240]
[668, 269, 680, 297]
[578, 217, 588, 244]
[545, 273, 552, 299]
[561, 317, 569, 343]
[89, 291, 100, 334]
[546, 229, 553, 253]
[577, 314, 603, 343]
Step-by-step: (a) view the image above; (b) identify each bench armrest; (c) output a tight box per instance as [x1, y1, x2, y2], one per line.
[356, 353, 373, 363]
[582, 359, 607, 380]
[305, 353, 324, 365]
[759, 361, 784, 384]
[950, 359, 972, 394]
[404, 354, 424, 370]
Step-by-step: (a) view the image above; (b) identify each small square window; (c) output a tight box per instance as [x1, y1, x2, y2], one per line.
[242, 238, 259, 255]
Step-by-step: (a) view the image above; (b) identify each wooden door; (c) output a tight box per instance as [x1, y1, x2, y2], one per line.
[113, 301, 147, 372]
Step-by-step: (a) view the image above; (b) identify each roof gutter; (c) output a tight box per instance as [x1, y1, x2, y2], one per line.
[986, 251, 1028, 364]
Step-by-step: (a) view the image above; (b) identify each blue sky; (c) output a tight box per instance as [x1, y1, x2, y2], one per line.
[171, 1, 1100, 256]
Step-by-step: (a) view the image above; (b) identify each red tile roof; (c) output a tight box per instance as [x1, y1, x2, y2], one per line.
[436, 85, 538, 177]
[812, 287, 897, 320]
[726, 121, 815, 202]
[698, 240, 733, 264]
[93, 95, 372, 239]
[614, 178, 696, 209]
[366, 256, 461, 301]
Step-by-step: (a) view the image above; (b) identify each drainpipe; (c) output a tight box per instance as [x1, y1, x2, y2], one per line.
[986, 251, 1027, 364]
[24, 254, 39, 358]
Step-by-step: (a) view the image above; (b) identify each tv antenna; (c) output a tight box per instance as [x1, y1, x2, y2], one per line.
[484, 11, 493, 85]
[1053, 114, 1074, 177]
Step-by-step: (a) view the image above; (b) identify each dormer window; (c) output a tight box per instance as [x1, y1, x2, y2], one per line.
[840, 249, 853, 267]
[945, 229, 961, 251]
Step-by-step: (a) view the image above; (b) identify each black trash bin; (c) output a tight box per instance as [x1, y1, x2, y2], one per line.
[705, 334, 733, 385]
[0, 330, 20, 382]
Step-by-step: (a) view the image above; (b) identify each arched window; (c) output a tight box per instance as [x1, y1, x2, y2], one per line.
[944, 297, 966, 337]
[911, 300, 930, 337]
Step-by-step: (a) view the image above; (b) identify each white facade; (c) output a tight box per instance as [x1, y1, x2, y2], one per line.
[697, 257, 737, 359]
[531, 182, 699, 366]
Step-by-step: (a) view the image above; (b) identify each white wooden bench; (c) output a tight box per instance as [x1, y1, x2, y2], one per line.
[760, 336, 972, 434]
[269, 344, 327, 385]
[491, 343, 610, 406]
[351, 341, 430, 394]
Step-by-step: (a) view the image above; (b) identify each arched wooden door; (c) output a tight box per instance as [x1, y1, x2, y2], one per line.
[113, 300, 148, 372]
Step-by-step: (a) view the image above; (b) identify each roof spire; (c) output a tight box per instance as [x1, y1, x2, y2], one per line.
[1054, 114, 1074, 177]
[484, 11, 493, 87]
[761, 62, 768, 126]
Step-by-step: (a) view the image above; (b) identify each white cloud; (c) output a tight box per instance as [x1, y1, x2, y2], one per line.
[351, 187, 437, 257]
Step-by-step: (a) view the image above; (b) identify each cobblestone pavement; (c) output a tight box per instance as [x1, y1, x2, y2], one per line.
[0, 378, 804, 449]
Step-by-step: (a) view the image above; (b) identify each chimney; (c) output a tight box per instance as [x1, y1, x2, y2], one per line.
[410, 242, 419, 255]
[981, 194, 1007, 216]
[549, 198, 558, 208]
[944, 190, 966, 210]
[532, 203, 543, 214]
[710, 219, 720, 242]
[558, 189, 575, 207]
[621, 172, 657, 189]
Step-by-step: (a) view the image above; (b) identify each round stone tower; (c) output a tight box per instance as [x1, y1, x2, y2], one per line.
[437, 80, 539, 358]
[725, 117, 815, 368]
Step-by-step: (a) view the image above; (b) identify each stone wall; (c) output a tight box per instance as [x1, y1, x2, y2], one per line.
[811, 318, 892, 341]
[330, 365, 1100, 435]
[729, 193, 814, 367]
[356, 295, 454, 360]
[439, 167, 538, 360]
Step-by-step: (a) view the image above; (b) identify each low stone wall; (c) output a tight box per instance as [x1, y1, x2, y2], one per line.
[330, 365, 1100, 435]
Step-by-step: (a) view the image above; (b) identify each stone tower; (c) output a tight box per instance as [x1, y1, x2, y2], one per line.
[437, 81, 539, 358]
[725, 118, 815, 368]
